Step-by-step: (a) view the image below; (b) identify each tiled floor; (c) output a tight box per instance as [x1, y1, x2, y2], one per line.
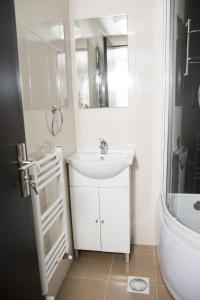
[57, 245, 173, 300]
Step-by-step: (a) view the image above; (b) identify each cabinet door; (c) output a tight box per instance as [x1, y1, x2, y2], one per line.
[99, 188, 130, 253]
[70, 187, 101, 251]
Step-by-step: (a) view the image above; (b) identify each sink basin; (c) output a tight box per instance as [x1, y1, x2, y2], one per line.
[66, 150, 135, 179]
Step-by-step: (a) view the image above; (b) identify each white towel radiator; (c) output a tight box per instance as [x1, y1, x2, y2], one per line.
[29, 147, 72, 298]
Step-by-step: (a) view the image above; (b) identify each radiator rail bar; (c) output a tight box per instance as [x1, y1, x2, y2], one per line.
[29, 147, 71, 296]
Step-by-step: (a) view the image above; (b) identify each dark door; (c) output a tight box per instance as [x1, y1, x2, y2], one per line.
[0, 1, 42, 299]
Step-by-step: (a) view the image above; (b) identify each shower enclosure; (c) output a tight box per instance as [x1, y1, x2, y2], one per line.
[157, 0, 200, 299]
[168, 0, 200, 229]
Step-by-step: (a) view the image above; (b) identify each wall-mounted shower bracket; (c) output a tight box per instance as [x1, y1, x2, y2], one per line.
[184, 19, 200, 76]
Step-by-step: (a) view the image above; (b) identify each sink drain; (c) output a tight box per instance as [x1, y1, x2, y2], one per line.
[127, 276, 149, 294]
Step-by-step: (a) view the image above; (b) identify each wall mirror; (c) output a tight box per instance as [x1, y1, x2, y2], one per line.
[74, 15, 128, 108]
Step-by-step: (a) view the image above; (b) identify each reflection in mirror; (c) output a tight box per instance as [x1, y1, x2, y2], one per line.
[74, 15, 128, 108]
[17, 22, 68, 110]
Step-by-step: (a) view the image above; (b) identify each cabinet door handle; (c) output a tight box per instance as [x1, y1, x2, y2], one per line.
[95, 219, 99, 223]
[101, 220, 104, 224]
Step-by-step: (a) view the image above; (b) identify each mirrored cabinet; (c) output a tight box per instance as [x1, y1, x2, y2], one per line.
[74, 15, 129, 108]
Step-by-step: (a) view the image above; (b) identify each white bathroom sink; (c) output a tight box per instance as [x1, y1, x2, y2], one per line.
[66, 150, 135, 179]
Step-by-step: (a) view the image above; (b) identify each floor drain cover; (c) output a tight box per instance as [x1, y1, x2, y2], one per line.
[127, 276, 149, 294]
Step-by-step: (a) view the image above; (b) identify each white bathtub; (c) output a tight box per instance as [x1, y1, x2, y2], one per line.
[157, 194, 200, 300]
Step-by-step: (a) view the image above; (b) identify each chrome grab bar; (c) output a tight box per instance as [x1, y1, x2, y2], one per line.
[184, 19, 191, 77]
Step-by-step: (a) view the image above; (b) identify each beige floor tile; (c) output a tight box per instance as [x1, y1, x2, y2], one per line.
[156, 285, 174, 300]
[130, 254, 155, 267]
[116, 250, 155, 266]
[67, 251, 114, 280]
[105, 280, 156, 300]
[133, 245, 155, 256]
[57, 248, 174, 300]
[56, 277, 107, 300]
[110, 253, 156, 284]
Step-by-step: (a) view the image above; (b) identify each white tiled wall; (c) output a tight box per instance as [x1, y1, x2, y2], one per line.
[69, 0, 164, 245]
[15, 0, 75, 156]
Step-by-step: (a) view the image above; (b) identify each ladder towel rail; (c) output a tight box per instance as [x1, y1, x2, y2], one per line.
[29, 147, 72, 297]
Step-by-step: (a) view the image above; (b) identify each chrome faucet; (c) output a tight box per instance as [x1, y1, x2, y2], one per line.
[99, 138, 108, 154]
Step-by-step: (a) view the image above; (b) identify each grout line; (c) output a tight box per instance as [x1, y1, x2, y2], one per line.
[108, 254, 115, 280]
[67, 274, 109, 282]
[155, 282, 159, 298]
[104, 254, 115, 299]
[154, 251, 166, 287]
[153, 247, 158, 300]
[153, 249, 171, 299]
[132, 253, 155, 256]
[153, 245, 156, 256]
[103, 254, 115, 300]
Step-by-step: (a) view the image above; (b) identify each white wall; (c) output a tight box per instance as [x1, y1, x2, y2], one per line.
[70, 0, 164, 244]
[15, 0, 76, 157]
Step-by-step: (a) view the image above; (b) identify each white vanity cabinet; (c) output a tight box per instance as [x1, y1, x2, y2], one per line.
[68, 165, 131, 262]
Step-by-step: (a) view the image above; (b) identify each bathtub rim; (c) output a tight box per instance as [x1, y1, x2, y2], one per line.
[156, 222, 181, 300]
[157, 194, 200, 300]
